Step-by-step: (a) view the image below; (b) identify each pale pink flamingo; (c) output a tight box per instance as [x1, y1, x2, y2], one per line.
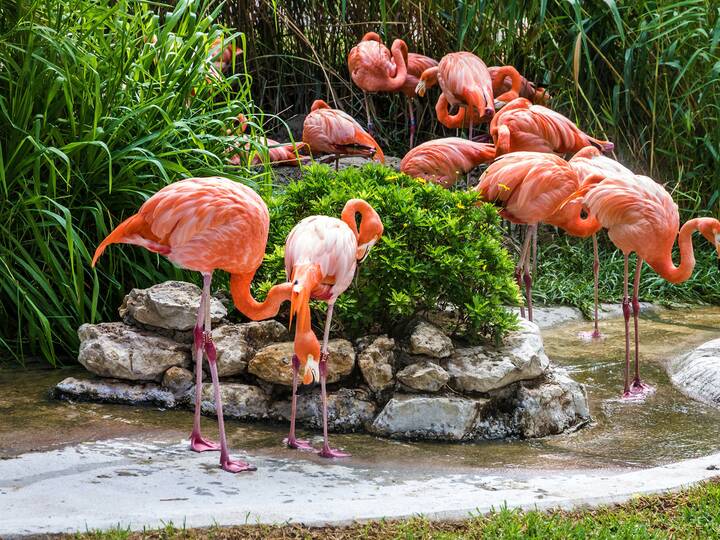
[92, 177, 293, 472]
[284, 199, 383, 457]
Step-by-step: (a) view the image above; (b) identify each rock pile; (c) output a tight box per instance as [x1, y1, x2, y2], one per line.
[55, 281, 591, 441]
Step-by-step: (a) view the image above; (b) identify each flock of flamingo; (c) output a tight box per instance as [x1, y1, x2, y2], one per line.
[90, 33, 720, 473]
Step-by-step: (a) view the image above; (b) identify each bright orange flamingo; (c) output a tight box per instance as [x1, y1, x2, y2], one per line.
[302, 99, 385, 168]
[551, 146, 635, 340]
[400, 138, 495, 187]
[568, 174, 720, 398]
[489, 66, 549, 106]
[491, 98, 614, 156]
[283, 199, 383, 457]
[92, 177, 293, 472]
[473, 152, 582, 321]
[348, 32, 408, 135]
[416, 52, 522, 137]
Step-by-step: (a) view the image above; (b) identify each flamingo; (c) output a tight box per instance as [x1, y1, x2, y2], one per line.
[398, 44, 438, 147]
[208, 36, 242, 78]
[490, 98, 614, 156]
[472, 152, 585, 321]
[92, 177, 293, 472]
[400, 138, 496, 187]
[568, 174, 720, 398]
[302, 99, 385, 169]
[551, 147, 635, 339]
[347, 32, 408, 136]
[283, 199, 383, 457]
[489, 66, 549, 106]
[415, 52, 522, 138]
[227, 114, 310, 167]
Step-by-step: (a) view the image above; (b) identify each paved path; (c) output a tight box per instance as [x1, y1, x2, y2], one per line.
[1, 438, 719, 536]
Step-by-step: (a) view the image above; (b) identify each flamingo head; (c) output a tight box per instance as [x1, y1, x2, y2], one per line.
[294, 330, 321, 385]
[697, 218, 720, 269]
[356, 205, 384, 262]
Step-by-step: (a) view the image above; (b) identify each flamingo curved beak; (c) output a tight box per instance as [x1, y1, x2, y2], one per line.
[303, 355, 320, 385]
[715, 234, 720, 269]
[415, 80, 426, 97]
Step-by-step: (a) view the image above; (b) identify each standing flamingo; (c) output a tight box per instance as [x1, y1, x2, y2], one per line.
[283, 199, 383, 457]
[400, 138, 495, 187]
[416, 52, 522, 138]
[398, 44, 438, 147]
[570, 174, 720, 398]
[472, 152, 583, 321]
[303, 99, 385, 168]
[347, 32, 408, 136]
[490, 98, 613, 156]
[489, 66, 549, 105]
[92, 177, 293, 472]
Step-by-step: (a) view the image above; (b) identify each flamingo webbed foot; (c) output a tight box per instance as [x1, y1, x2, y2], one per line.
[318, 446, 351, 459]
[577, 330, 605, 342]
[189, 432, 220, 452]
[630, 378, 655, 397]
[220, 455, 256, 473]
[284, 437, 315, 451]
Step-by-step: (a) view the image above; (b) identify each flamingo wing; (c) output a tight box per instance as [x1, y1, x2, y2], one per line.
[400, 138, 495, 187]
[303, 108, 384, 162]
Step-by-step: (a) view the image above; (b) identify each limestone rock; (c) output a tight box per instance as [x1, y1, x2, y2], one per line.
[77, 323, 190, 381]
[200, 383, 270, 420]
[409, 321, 453, 358]
[270, 388, 377, 432]
[357, 335, 396, 392]
[397, 361, 449, 392]
[211, 324, 254, 377]
[446, 319, 549, 394]
[670, 338, 720, 406]
[54, 377, 177, 408]
[119, 281, 226, 331]
[371, 394, 486, 441]
[241, 320, 289, 346]
[248, 339, 355, 386]
[161, 366, 194, 396]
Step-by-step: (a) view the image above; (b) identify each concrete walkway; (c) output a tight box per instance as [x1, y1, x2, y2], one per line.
[1, 438, 719, 536]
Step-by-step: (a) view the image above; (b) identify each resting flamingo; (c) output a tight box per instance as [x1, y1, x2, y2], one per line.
[416, 52, 522, 137]
[284, 199, 383, 457]
[400, 138, 495, 187]
[227, 114, 310, 167]
[473, 152, 585, 321]
[92, 177, 293, 472]
[347, 33, 408, 135]
[567, 175, 720, 398]
[303, 99, 385, 168]
[489, 66, 549, 105]
[490, 98, 613, 156]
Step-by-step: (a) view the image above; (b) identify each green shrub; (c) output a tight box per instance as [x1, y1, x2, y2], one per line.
[0, 0, 274, 364]
[254, 164, 520, 342]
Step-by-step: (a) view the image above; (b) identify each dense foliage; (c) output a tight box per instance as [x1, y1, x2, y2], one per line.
[228, 0, 719, 218]
[0, 0, 271, 364]
[254, 164, 520, 342]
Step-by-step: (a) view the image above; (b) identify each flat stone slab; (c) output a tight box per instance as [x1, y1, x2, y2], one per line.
[1, 439, 720, 536]
[506, 303, 661, 330]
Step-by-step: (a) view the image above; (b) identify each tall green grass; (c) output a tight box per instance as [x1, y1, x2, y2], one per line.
[0, 0, 271, 364]
[230, 0, 719, 217]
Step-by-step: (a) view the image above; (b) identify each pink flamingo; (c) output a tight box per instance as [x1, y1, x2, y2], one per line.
[489, 66, 549, 106]
[400, 138, 496, 187]
[569, 174, 720, 398]
[283, 199, 383, 457]
[92, 177, 293, 472]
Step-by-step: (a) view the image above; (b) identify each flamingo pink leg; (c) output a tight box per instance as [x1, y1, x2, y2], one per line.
[578, 234, 604, 341]
[408, 99, 416, 148]
[201, 272, 256, 473]
[518, 225, 536, 322]
[317, 303, 350, 458]
[364, 92, 374, 136]
[189, 273, 220, 453]
[621, 255, 633, 398]
[630, 258, 654, 396]
[283, 354, 314, 451]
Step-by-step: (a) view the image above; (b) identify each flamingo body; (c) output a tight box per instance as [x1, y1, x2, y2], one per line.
[303, 100, 384, 162]
[489, 66, 549, 105]
[400, 138, 495, 187]
[491, 98, 613, 156]
[347, 32, 407, 93]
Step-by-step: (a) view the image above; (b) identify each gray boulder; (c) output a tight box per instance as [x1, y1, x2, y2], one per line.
[371, 394, 487, 441]
[54, 376, 177, 408]
[357, 335, 396, 392]
[409, 321, 453, 358]
[119, 281, 226, 331]
[669, 338, 720, 406]
[396, 361, 449, 392]
[270, 388, 377, 432]
[77, 322, 190, 381]
[161, 366, 194, 397]
[248, 339, 355, 386]
[200, 383, 270, 420]
[446, 319, 549, 394]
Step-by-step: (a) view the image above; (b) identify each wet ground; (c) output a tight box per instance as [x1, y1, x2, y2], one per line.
[2, 306, 720, 471]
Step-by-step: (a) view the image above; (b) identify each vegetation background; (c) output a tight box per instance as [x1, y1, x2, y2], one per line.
[1, 0, 718, 365]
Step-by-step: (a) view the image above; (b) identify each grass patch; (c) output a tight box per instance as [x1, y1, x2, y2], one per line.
[72, 478, 720, 539]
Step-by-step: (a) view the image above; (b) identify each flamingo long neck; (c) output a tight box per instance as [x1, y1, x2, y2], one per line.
[229, 273, 292, 321]
[341, 202, 362, 240]
[648, 218, 708, 284]
[386, 39, 408, 91]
